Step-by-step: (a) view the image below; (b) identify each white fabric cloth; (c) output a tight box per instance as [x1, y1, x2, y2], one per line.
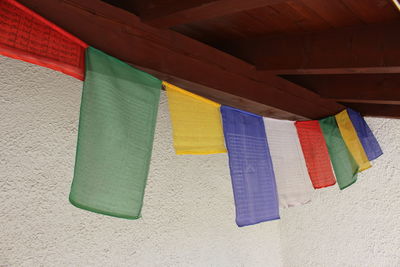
[263, 118, 314, 208]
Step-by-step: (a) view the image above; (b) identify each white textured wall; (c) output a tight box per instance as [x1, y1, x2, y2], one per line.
[280, 117, 400, 267]
[1, 55, 400, 267]
[0, 56, 282, 267]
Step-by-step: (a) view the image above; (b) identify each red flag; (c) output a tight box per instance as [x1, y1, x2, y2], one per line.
[0, 0, 88, 80]
[295, 120, 336, 189]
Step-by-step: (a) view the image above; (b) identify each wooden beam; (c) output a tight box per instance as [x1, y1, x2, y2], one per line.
[343, 103, 400, 119]
[334, 99, 400, 105]
[283, 74, 400, 105]
[140, 0, 289, 28]
[250, 72, 344, 114]
[17, 0, 343, 120]
[222, 22, 400, 75]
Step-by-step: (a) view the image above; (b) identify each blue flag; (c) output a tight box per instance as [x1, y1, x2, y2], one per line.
[220, 106, 279, 227]
[347, 108, 383, 161]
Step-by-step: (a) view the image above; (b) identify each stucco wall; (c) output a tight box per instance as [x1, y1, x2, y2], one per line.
[1, 55, 399, 267]
[280, 117, 400, 267]
[0, 56, 282, 267]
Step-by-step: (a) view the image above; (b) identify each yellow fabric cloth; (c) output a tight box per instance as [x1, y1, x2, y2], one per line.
[335, 110, 371, 172]
[164, 82, 227, 155]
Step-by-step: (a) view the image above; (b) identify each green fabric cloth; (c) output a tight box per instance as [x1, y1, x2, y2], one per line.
[69, 47, 161, 219]
[319, 116, 359, 190]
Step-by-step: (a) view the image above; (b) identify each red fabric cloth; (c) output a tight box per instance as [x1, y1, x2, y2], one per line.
[295, 120, 336, 189]
[0, 0, 88, 80]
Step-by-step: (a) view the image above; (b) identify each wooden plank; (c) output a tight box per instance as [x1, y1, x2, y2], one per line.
[278, 1, 332, 32]
[17, 0, 343, 119]
[283, 74, 400, 105]
[223, 22, 400, 74]
[244, 5, 303, 34]
[172, 13, 261, 44]
[300, 0, 362, 27]
[171, 7, 303, 45]
[140, 0, 290, 28]
[171, 10, 289, 45]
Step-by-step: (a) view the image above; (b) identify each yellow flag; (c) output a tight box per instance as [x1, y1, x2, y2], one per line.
[335, 110, 371, 171]
[164, 82, 227, 155]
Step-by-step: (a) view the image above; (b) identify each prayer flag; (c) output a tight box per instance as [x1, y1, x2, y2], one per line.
[69, 47, 161, 219]
[0, 0, 87, 80]
[347, 108, 383, 161]
[263, 118, 314, 208]
[164, 82, 226, 154]
[220, 106, 279, 227]
[335, 110, 371, 171]
[319, 117, 358, 190]
[295, 120, 336, 189]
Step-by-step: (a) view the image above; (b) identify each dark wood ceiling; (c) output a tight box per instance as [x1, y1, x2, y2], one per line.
[102, 0, 399, 44]
[101, 0, 400, 118]
[173, 0, 400, 46]
[19, 0, 400, 119]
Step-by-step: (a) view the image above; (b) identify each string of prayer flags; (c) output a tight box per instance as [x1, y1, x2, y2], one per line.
[69, 47, 162, 219]
[0, 0, 386, 227]
[220, 106, 279, 227]
[295, 121, 336, 189]
[0, 0, 88, 80]
[263, 118, 314, 207]
[319, 116, 359, 190]
[347, 108, 383, 161]
[335, 110, 371, 172]
[164, 82, 226, 155]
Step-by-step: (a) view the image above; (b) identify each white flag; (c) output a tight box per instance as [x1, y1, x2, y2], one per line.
[263, 118, 314, 208]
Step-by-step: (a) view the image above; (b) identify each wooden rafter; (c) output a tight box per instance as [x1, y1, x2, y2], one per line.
[344, 103, 400, 118]
[223, 22, 400, 75]
[283, 74, 400, 105]
[17, 0, 343, 120]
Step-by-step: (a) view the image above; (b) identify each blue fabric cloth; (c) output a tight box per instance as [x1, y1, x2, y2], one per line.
[347, 108, 383, 161]
[220, 106, 280, 227]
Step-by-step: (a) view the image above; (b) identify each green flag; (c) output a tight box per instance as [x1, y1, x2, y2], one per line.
[319, 116, 359, 190]
[70, 47, 161, 219]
